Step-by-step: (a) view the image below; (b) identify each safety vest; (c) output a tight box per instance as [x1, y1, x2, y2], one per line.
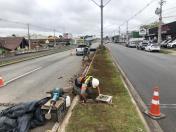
[82, 76, 95, 88]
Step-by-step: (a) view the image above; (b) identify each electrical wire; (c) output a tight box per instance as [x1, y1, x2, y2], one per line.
[104, 0, 112, 7]
[163, 6, 176, 12]
[119, 0, 158, 27]
[0, 17, 60, 33]
[163, 15, 176, 18]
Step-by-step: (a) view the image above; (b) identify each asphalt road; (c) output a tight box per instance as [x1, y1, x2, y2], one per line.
[0, 49, 82, 131]
[107, 43, 176, 132]
[0, 42, 99, 131]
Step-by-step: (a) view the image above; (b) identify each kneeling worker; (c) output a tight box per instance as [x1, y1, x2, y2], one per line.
[75, 76, 100, 103]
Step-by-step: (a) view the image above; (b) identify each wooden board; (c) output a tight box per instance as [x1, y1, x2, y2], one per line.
[96, 94, 112, 104]
[41, 97, 65, 110]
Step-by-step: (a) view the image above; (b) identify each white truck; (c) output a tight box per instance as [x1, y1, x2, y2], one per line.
[76, 44, 87, 55]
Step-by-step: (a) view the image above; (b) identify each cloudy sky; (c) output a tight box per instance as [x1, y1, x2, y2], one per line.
[0, 0, 176, 37]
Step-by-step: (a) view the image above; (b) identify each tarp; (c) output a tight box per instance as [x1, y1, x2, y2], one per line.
[0, 97, 50, 132]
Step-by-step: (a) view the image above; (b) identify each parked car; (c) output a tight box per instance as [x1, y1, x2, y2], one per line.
[167, 39, 176, 48]
[161, 39, 172, 48]
[160, 40, 167, 47]
[128, 41, 136, 48]
[137, 42, 149, 50]
[76, 44, 87, 55]
[145, 43, 160, 52]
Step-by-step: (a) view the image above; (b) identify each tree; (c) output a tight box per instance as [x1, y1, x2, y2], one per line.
[12, 34, 16, 37]
[140, 21, 161, 29]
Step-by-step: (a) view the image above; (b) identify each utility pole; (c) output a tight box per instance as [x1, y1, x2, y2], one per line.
[90, 0, 111, 46]
[119, 26, 121, 36]
[54, 29, 56, 46]
[157, 0, 165, 45]
[100, 0, 104, 46]
[126, 21, 129, 44]
[27, 24, 31, 50]
[119, 26, 121, 42]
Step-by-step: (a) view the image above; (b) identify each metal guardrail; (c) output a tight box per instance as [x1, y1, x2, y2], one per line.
[0, 45, 76, 66]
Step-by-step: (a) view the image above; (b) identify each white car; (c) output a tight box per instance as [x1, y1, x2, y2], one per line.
[167, 39, 176, 48]
[128, 41, 136, 48]
[76, 44, 87, 55]
[145, 44, 160, 52]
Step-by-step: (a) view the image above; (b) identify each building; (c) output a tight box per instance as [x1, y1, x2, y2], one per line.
[0, 37, 29, 51]
[148, 21, 176, 40]
[63, 33, 72, 40]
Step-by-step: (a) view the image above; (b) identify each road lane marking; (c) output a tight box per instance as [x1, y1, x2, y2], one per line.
[5, 67, 42, 85]
[147, 104, 176, 109]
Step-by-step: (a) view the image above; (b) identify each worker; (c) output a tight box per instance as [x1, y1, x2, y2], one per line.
[74, 75, 100, 103]
[82, 46, 90, 61]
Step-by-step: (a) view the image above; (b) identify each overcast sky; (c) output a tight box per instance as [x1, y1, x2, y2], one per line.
[0, 0, 176, 37]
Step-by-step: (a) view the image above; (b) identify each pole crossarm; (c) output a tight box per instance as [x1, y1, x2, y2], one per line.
[104, 0, 112, 7]
[90, 0, 100, 7]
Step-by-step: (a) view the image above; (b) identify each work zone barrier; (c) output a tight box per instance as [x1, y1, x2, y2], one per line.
[0, 76, 5, 87]
[144, 87, 166, 120]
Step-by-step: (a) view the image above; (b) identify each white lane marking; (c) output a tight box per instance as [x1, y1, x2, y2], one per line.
[5, 67, 42, 85]
[147, 104, 176, 109]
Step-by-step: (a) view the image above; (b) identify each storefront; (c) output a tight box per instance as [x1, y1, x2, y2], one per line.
[148, 21, 176, 41]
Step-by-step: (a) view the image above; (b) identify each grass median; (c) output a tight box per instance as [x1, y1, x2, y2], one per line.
[66, 47, 146, 132]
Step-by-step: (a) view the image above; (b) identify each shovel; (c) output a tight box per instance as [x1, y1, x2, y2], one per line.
[45, 105, 52, 120]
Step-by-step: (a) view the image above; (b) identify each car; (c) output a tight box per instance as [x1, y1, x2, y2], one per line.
[161, 39, 172, 48]
[167, 39, 176, 48]
[137, 42, 149, 50]
[145, 43, 160, 52]
[128, 41, 136, 48]
[76, 44, 87, 55]
[160, 40, 167, 47]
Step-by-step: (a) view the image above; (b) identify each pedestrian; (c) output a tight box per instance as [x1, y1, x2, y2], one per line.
[74, 75, 100, 103]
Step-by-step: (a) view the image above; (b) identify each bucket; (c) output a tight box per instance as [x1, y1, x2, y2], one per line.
[66, 96, 71, 107]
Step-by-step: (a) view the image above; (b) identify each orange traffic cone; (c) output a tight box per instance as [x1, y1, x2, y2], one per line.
[0, 76, 4, 87]
[144, 87, 165, 119]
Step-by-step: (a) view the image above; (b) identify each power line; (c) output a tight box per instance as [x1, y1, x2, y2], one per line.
[163, 15, 176, 18]
[0, 17, 60, 32]
[119, 0, 158, 27]
[104, 0, 112, 7]
[163, 6, 176, 12]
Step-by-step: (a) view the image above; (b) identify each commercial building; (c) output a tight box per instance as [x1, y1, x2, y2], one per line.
[148, 21, 176, 41]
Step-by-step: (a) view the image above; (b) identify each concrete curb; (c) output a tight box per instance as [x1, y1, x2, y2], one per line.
[0, 47, 74, 67]
[54, 50, 97, 132]
[107, 46, 163, 132]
